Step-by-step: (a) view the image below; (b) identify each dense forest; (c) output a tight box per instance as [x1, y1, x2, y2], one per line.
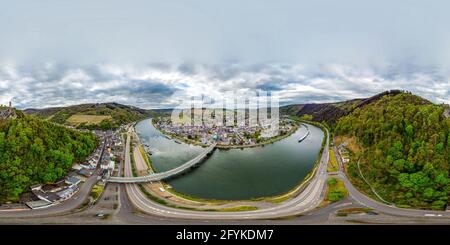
[335, 92, 450, 209]
[0, 111, 97, 203]
[280, 90, 406, 127]
[280, 99, 363, 126]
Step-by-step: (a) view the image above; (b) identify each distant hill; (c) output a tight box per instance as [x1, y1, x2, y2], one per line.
[280, 90, 405, 126]
[0, 110, 97, 203]
[280, 99, 363, 125]
[24, 102, 170, 130]
[335, 92, 450, 209]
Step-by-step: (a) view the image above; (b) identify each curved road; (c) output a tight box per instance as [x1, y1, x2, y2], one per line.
[122, 126, 331, 219]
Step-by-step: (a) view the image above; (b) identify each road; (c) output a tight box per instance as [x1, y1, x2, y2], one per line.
[331, 146, 450, 219]
[121, 126, 331, 219]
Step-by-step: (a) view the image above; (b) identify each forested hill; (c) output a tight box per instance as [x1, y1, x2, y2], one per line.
[280, 99, 363, 125]
[0, 111, 97, 203]
[335, 92, 450, 209]
[280, 90, 405, 126]
[24, 102, 170, 130]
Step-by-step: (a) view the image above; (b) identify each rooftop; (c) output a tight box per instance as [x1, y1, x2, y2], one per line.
[65, 176, 81, 185]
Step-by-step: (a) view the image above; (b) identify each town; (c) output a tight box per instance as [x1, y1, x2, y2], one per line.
[23, 129, 124, 209]
[153, 116, 297, 147]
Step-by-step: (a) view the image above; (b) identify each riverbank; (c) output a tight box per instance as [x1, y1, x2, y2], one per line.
[252, 119, 328, 204]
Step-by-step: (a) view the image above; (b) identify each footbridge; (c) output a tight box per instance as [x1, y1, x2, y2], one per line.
[108, 143, 217, 183]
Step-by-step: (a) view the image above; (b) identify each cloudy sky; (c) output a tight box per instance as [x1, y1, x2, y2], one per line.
[1, 0, 449, 109]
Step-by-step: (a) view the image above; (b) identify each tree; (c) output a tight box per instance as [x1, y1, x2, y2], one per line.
[405, 124, 414, 137]
[335, 93, 449, 209]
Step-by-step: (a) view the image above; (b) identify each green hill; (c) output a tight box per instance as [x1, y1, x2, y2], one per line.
[280, 99, 363, 126]
[335, 92, 450, 209]
[0, 111, 97, 203]
[280, 90, 407, 126]
[24, 102, 170, 130]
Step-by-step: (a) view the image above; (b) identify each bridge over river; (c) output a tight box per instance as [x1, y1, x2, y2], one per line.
[108, 143, 217, 183]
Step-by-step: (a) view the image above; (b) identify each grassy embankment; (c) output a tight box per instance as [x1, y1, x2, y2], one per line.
[336, 207, 374, 217]
[163, 185, 229, 205]
[90, 184, 105, 204]
[214, 206, 258, 212]
[138, 144, 154, 172]
[327, 148, 339, 172]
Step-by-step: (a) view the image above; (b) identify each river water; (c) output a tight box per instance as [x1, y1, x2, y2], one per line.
[135, 119, 324, 200]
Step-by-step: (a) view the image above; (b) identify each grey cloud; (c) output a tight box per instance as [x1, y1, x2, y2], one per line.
[177, 63, 197, 75]
[1, 62, 449, 109]
[255, 83, 284, 91]
[1, 1, 450, 108]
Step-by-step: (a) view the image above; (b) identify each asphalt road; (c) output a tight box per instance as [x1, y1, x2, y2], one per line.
[121, 126, 331, 220]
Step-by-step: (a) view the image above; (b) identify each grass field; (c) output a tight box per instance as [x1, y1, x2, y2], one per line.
[336, 207, 374, 217]
[326, 177, 348, 202]
[138, 145, 153, 171]
[213, 206, 258, 212]
[66, 114, 112, 125]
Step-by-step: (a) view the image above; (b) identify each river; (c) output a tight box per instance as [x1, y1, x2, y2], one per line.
[135, 119, 324, 200]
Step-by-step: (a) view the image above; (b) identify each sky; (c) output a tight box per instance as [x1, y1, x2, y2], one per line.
[0, 0, 449, 109]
